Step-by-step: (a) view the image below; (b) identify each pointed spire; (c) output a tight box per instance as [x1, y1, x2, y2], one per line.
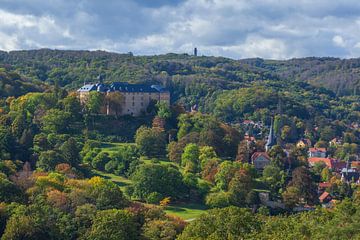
[266, 117, 276, 152]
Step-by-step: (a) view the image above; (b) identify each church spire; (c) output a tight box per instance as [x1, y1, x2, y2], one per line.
[266, 117, 276, 152]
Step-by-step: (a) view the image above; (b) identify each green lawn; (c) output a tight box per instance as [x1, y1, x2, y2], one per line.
[92, 170, 132, 191]
[165, 203, 208, 221]
[100, 142, 136, 153]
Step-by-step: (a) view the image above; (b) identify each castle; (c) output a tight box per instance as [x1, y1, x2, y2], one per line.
[77, 82, 170, 116]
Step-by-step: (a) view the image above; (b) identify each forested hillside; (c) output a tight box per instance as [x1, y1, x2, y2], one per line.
[1, 49, 359, 96]
[0, 49, 360, 239]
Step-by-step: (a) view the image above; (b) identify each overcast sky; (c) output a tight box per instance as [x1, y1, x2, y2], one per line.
[1, 0, 360, 59]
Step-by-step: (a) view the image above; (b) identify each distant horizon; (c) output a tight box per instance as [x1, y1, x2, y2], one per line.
[1, 47, 358, 61]
[1, 1, 360, 60]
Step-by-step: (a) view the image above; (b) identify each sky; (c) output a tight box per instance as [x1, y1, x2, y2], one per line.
[1, 0, 360, 59]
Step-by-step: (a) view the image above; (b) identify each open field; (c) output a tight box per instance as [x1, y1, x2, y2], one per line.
[99, 142, 136, 153]
[92, 170, 132, 191]
[165, 203, 208, 221]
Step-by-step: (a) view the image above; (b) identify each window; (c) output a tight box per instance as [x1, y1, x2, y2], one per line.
[132, 102, 135, 106]
[141, 102, 143, 106]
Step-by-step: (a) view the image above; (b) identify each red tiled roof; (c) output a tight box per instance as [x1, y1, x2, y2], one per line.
[318, 182, 332, 188]
[319, 191, 331, 202]
[309, 147, 326, 153]
[308, 157, 334, 168]
[308, 157, 345, 170]
[243, 120, 255, 124]
[251, 152, 270, 162]
[351, 161, 360, 168]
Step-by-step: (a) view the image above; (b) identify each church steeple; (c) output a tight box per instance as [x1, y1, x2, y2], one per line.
[266, 118, 276, 152]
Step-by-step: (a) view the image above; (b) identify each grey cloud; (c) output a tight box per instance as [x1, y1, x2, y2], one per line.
[0, 0, 360, 59]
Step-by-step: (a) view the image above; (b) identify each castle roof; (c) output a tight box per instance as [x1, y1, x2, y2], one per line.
[77, 82, 168, 93]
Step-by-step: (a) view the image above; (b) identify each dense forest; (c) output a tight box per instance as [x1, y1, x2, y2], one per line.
[0, 49, 360, 239]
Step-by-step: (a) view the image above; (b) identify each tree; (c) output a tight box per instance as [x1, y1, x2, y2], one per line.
[236, 140, 252, 163]
[0, 174, 24, 203]
[282, 186, 301, 209]
[288, 166, 318, 205]
[41, 109, 71, 133]
[105, 92, 124, 116]
[62, 94, 82, 120]
[262, 163, 286, 195]
[37, 150, 64, 171]
[142, 219, 180, 240]
[214, 161, 242, 190]
[199, 146, 218, 168]
[87, 177, 128, 210]
[178, 207, 260, 240]
[84, 91, 103, 114]
[85, 209, 137, 240]
[268, 145, 288, 169]
[91, 152, 111, 171]
[181, 143, 200, 173]
[59, 137, 80, 167]
[135, 126, 167, 158]
[130, 164, 185, 201]
[156, 101, 172, 119]
[228, 169, 255, 207]
[205, 191, 232, 208]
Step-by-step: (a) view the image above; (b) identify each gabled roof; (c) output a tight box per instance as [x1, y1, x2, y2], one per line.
[309, 147, 326, 153]
[251, 152, 270, 162]
[319, 191, 331, 202]
[318, 182, 332, 189]
[110, 82, 168, 93]
[308, 157, 345, 170]
[77, 82, 169, 93]
[77, 84, 97, 92]
[308, 157, 334, 168]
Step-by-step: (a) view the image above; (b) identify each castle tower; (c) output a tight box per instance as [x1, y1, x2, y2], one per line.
[265, 118, 276, 152]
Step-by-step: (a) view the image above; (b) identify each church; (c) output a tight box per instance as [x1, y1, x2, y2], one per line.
[77, 82, 170, 116]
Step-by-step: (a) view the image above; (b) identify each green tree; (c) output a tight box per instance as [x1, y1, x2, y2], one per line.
[181, 143, 200, 173]
[130, 164, 185, 201]
[59, 137, 80, 167]
[178, 207, 260, 240]
[105, 92, 124, 116]
[85, 209, 137, 240]
[41, 109, 71, 133]
[288, 166, 318, 205]
[135, 126, 167, 157]
[37, 150, 64, 171]
[156, 101, 172, 119]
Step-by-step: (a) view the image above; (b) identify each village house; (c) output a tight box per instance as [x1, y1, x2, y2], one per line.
[341, 167, 360, 183]
[308, 157, 346, 172]
[77, 82, 170, 116]
[319, 191, 332, 204]
[308, 147, 327, 158]
[251, 152, 271, 170]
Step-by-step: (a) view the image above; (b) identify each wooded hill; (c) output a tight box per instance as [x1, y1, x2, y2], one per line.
[0, 49, 359, 96]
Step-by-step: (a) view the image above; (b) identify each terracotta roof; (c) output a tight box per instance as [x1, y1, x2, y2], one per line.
[243, 120, 255, 125]
[251, 152, 270, 162]
[308, 157, 345, 170]
[351, 161, 360, 168]
[308, 157, 334, 168]
[318, 182, 332, 188]
[319, 191, 331, 202]
[309, 147, 326, 153]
